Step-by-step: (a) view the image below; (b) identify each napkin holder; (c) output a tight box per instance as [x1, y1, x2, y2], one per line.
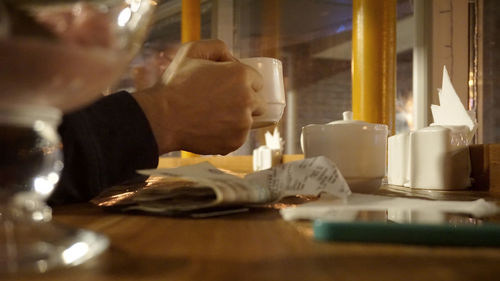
[388, 125, 471, 190]
[253, 128, 283, 171]
[253, 146, 282, 171]
[388, 66, 476, 190]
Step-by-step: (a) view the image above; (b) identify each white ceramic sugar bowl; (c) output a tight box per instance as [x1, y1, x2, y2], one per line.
[301, 111, 388, 192]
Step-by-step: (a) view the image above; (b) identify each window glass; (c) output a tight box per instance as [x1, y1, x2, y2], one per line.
[233, 0, 414, 153]
[115, 0, 415, 155]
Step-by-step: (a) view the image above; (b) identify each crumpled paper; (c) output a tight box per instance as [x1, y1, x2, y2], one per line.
[92, 156, 351, 217]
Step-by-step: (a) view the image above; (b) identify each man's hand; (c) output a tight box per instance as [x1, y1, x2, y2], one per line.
[132, 40, 265, 155]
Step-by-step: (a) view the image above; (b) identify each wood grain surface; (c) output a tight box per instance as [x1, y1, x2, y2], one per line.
[5, 200, 500, 281]
[5, 156, 500, 281]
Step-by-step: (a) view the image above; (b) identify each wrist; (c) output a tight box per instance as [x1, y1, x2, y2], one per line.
[131, 87, 179, 154]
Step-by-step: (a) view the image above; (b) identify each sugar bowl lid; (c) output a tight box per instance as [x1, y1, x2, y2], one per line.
[323, 111, 387, 131]
[327, 111, 363, 125]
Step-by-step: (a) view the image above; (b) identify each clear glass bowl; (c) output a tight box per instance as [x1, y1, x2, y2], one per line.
[0, 105, 62, 201]
[0, 0, 156, 274]
[0, 105, 110, 274]
[0, 0, 155, 111]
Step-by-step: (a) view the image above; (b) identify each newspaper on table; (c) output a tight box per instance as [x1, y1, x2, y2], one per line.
[92, 156, 351, 217]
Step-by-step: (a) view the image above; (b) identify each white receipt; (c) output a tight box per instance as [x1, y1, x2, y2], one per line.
[133, 156, 351, 213]
[244, 156, 351, 201]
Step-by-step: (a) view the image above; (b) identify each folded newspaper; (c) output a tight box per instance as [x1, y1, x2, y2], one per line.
[92, 156, 351, 217]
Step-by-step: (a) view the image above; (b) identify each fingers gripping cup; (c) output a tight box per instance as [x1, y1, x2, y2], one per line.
[240, 57, 286, 128]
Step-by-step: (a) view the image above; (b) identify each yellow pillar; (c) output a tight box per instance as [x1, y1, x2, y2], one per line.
[182, 0, 201, 42]
[352, 0, 396, 135]
[181, 0, 201, 157]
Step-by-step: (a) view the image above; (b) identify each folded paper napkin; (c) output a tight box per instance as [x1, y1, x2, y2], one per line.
[430, 66, 478, 143]
[280, 193, 500, 221]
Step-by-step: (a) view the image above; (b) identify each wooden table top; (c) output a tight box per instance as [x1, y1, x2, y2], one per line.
[6, 196, 500, 281]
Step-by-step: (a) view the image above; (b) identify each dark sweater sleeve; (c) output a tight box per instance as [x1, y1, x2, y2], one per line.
[48, 91, 159, 205]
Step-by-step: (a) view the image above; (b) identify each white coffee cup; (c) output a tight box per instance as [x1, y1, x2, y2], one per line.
[240, 57, 286, 128]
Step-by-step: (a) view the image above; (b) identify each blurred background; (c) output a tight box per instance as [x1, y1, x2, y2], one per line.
[109, 0, 500, 155]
